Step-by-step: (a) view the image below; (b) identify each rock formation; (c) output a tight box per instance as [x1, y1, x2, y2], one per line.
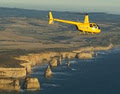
[61, 52, 77, 59]
[73, 44, 113, 53]
[67, 61, 70, 68]
[16, 52, 60, 66]
[20, 62, 32, 74]
[23, 77, 40, 90]
[49, 58, 57, 67]
[95, 53, 98, 57]
[0, 78, 20, 91]
[0, 68, 26, 78]
[26, 65, 31, 74]
[44, 66, 52, 78]
[0, 44, 113, 79]
[58, 56, 62, 65]
[77, 52, 93, 59]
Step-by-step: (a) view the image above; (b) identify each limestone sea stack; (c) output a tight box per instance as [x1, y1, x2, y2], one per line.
[49, 58, 57, 67]
[26, 65, 31, 74]
[67, 61, 70, 68]
[58, 56, 62, 65]
[44, 66, 52, 78]
[23, 77, 40, 90]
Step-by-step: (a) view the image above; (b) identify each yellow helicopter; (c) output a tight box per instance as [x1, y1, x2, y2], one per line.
[49, 12, 101, 35]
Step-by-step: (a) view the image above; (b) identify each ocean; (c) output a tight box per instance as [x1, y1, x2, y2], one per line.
[9, 48, 120, 94]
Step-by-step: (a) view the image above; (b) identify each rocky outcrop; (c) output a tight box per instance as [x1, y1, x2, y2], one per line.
[23, 77, 40, 90]
[73, 44, 113, 53]
[16, 52, 60, 66]
[20, 63, 31, 74]
[61, 52, 77, 59]
[49, 58, 57, 67]
[26, 65, 31, 74]
[94, 44, 113, 51]
[0, 68, 26, 78]
[77, 52, 93, 59]
[58, 56, 62, 65]
[0, 78, 20, 91]
[67, 61, 70, 68]
[44, 66, 52, 77]
[0, 44, 113, 78]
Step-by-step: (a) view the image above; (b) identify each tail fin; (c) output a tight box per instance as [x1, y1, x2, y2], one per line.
[49, 12, 54, 24]
[84, 14, 89, 23]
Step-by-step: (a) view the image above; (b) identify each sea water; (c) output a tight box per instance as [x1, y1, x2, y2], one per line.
[6, 48, 120, 94]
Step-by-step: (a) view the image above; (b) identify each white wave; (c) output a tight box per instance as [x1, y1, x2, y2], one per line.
[69, 61, 76, 64]
[71, 68, 77, 71]
[52, 72, 66, 75]
[42, 83, 60, 87]
[32, 65, 47, 70]
[53, 72, 71, 77]
[20, 89, 25, 92]
[56, 66, 69, 70]
[31, 72, 44, 75]
[61, 66, 67, 68]
[51, 78, 66, 81]
[96, 51, 108, 55]
[96, 48, 120, 55]
[53, 72, 71, 75]
[108, 48, 120, 54]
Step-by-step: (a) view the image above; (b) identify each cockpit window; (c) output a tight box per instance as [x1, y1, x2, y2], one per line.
[90, 24, 93, 27]
[93, 24, 98, 28]
[90, 24, 100, 29]
[97, 24, 100, 29]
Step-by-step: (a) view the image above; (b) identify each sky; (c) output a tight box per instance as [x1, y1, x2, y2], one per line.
[0, 0, 119, 14]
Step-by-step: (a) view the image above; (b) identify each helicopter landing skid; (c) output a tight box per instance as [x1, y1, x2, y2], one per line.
[78, 31, 94, 35]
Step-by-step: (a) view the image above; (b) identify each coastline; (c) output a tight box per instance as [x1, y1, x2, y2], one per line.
[0, 8, 119, 92]
[0, 43, 116, 91]
[0, 44, 114, 76]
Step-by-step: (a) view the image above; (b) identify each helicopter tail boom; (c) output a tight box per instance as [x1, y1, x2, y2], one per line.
[49, 12, 79, 25]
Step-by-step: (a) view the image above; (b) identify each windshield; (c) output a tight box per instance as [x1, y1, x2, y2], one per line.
[96, 24, 100, 29]
[90, 24, 100, 29]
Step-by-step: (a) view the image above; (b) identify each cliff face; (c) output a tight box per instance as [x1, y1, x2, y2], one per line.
[73, 44, 113, 53]
[0, 78, 20, 91]
[0, 44, 114, 91]
[0, 68, 26, 78]
[0, 44, 113, 79]
[16, 44, 113, 66]
[17, 52, 60, 66]
[60, 52, 77, 59]
[77, 52, 93, 59]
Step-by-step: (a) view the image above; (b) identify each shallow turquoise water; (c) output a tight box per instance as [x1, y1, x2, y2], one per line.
[2, 48, 120, 94]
